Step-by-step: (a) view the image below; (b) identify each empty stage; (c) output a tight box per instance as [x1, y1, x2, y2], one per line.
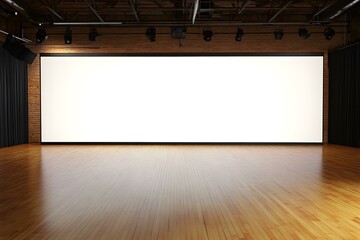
[1, 144, 360, 239]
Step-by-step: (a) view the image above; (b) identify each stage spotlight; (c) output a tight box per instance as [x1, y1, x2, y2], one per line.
[64, 26, 72, 44]
[171, 27, 186, 39]
[36, 28, 48, 43]
[203, 29, 212, 41]
[324, 27, 335, 40]
[146, 27, 156, 42]
[7, 9, 17, 16]
[299, 28, 311, 39]
[235, 28, 243, 41]
[89, 28, 99, 41]
[274, 29, 284, 40]
[5, 33, 16, 42]
[0, 6, 17, 16]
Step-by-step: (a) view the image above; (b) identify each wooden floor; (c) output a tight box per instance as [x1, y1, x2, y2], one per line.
[0, 144, 360, 240]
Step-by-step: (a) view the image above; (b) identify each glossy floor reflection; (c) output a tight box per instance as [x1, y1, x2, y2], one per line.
[1, 144, 360, 239]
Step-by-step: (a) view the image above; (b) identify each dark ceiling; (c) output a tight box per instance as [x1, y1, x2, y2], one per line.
[0, 0, 359, 27]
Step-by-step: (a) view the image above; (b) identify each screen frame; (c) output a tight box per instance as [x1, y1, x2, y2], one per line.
[40, 52, 325, 144]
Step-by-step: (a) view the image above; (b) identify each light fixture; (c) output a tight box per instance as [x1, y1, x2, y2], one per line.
[171, 26, 186, 39]
[64, 26, 72, 44]
[235, 28, 243, 41]
[171, 27, 186, 46]
[88, 28, 99, 41]
[324, 27, 335, 40]
[9, 9, 17, 16]
[5, 33, 16, 43]
[146, 27, 156, 42]
[203, 28, 212, 41]
[36, 28, 48, 43]
[0, 6, 17, 16]
[274, 29, 284, 40]
[299, 28, 311, 39]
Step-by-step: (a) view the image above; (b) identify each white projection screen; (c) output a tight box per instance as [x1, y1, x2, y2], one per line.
[41, 55, 323, 143]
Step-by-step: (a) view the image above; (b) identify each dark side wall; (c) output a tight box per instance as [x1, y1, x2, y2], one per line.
[351, 7, 360, 41]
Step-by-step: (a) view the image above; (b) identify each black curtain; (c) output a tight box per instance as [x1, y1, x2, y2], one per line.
[0, 43, 28, 147]
[329, 43, 360, 147]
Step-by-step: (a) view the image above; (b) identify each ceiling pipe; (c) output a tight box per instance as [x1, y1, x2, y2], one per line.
[46, 6, 64, 21]
[329, 0, 360, 19]
[268, 0, 295, 23]
[191, 0, 199, 24]
[128, 0, 140, 23]
[0, 29, 32, 43]
[238, 0, 251, 15]
[84, 0, 104, 22]
[312, 0, 338, 18]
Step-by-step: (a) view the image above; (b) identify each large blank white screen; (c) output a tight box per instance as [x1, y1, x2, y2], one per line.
[41, 56, 323, 142]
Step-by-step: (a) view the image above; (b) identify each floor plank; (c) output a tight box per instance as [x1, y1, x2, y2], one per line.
[0, 144, 360, 239]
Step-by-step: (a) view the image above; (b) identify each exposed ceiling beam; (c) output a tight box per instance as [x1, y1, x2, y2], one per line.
[128, 0, 140, 23]
[191, 0, 199, 24]
[84, 0, 104, 22]
[329, 0, 360, 19]
[238, 0, 251, 15]
[38, 0, 64, 21]
[46, 6, 64, 21]
[267, 0, 295, 23]
[1, 0, 37, 23]
[312, 0, 338, 18]
[1, 0, 24, 11]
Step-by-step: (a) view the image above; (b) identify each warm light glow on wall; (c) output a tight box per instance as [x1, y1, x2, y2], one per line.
[41, 56, 323, 143]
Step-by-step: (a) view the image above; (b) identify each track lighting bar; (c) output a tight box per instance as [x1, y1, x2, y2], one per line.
[0, 29, 32, 43]
[52, 22, 123, 26]
[50, 21, 347, 27]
